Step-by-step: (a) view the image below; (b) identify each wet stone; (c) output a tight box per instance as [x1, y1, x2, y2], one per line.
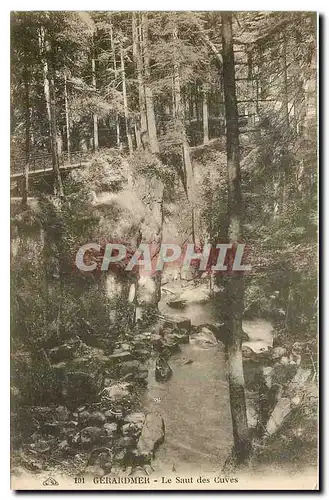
[104, 422, 118, 437]
[124, 412, 145, 426]
[121, 422, 143, 437]
[79, 426, 108, 447]
[136, 412, 165, 459]
[108, 351, 134, 361]
[116, 436, 135, 450]
[155, 357, 173, 382]
[104, 409, 122, 421]
[88, 411, 106, 426]
[54, 405, 70, 422]
[79, 410, 91, 424]
[100, 383, 130, 403]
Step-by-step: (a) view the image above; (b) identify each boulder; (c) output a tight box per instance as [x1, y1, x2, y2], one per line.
[88, 411, 106, 426]
[120, 343, 132, 352]
[59, 422, 78, 441]
[104, 409, 123, 421]
[131, 340, 144, 351]
[139, 331, 152, 339]
[120, 361, 148, 381]
[131, 333, 150, 350]
[151, 334, 163, 348]
[172, 330, 189, 344]
[117, 436, 135, 450]
[136, 412, 165, 460]
[266, 367, 311, 436]
[134, 349, 150, 360]
[114, 449, 127, 465]
[100, 383, 130, 403]
[104, 422, 118, 438]
[162, 334, 180, 353]
[29, 438, 53, 454]
[272, 346, 287, 360]
[79, 410, 91, 425]
[205, 322, 226, 344]
[89, 448, 113, 471]
[124, 412, 146, 426]
[135, 369, 149, 381]
[58, 439, 70, 453]
[156, 314, 191, 333]
[190, 327, 218, 349]
[121, 422, 143, 438]
[167, 298, 186, 309]
[155, 357, 173, 382]
[108, 350, 134, 362]
[200, 327, 219, 342]
[47, 344, 75, 363]
[242, 340, 271, 356]
[80, 333, 114, 351]
[54, 406, 70, 422]
[79, 426, 107, 447]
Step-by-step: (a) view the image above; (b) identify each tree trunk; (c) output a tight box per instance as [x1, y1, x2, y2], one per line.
[134, 121, 142, 148]
[195, 85, 201, 124]
[92, 39, 99, 151]
[22, 65, 30, 206]
[188, 84, 193, 124]
[247, 50, 255, 129]
[64, 73, 71, 163]
[202, 83, 209, 144]
[141, 13, 159, 154]
[281, 33, 289, 210]
[221, 12, 251, 465]
[116, 118, 121, 149]
[39, 26, 63, 197]
[282, 34, 290, 129]
[172, 78, 176, 118]
[152, 184, 164, 308]
[49, 70, 63, 196]
[132, 12, 147, 148]
[173, 26, 197, 244]
[109, 22, 121, 149]
[120, 45, 133, 156]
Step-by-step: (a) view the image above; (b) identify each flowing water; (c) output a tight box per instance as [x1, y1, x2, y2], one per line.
[142, 294, 274, 475]
[144, 343, 232, 475]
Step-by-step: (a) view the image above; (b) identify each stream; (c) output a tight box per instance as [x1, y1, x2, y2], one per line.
[142, 293, 274, 475]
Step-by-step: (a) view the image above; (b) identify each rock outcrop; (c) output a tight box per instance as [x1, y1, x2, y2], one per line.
[136, 412, 165, 460]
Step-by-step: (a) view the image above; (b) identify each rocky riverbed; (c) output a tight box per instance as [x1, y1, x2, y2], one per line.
[11, 279, 318, 481]
[11, 312, 193, 479]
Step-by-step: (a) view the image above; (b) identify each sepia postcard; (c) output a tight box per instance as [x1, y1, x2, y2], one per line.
[10, 11, 318, 490]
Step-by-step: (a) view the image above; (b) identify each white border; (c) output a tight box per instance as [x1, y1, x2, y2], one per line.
[1, 4, 325, 499]
[1, 2, 326, 11]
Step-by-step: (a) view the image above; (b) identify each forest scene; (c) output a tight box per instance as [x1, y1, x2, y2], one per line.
[10, 11, 318, 489]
